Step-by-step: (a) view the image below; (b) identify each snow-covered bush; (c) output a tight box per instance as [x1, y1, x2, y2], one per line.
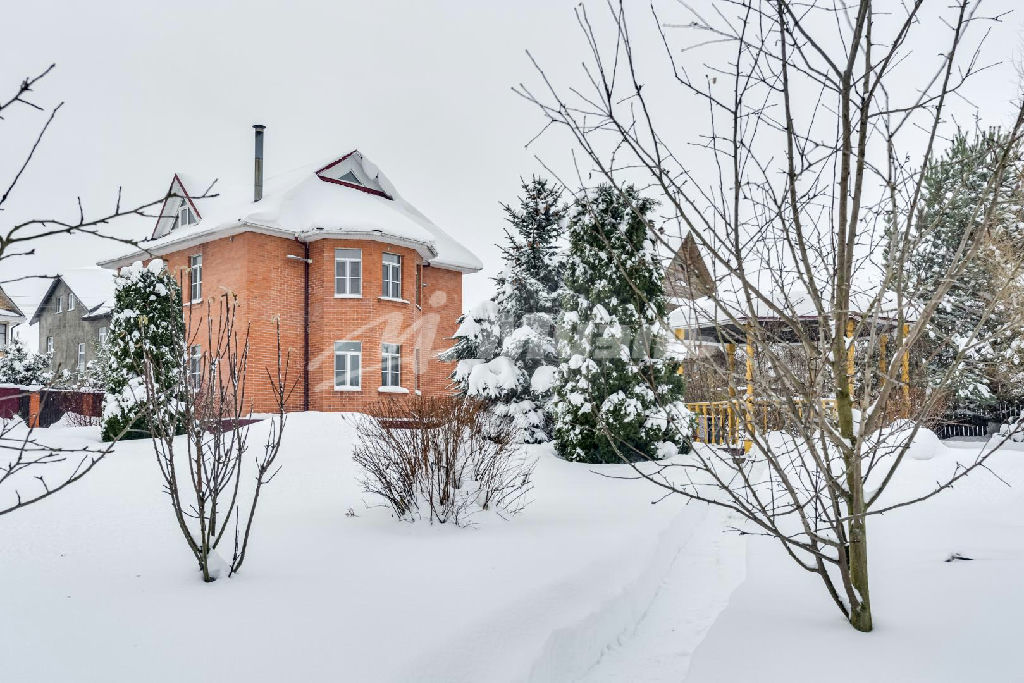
[442, 178, 566, 442]
[0, 340, 52, 386]
[551, 184, 688, 463]
[353, 396, 534, 525]
[101, 259, 185, 441]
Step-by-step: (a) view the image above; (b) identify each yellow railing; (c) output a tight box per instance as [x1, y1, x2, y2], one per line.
[685, 397, 839, 448]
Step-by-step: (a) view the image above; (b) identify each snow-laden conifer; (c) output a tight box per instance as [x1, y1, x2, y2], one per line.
[550, 184, 687, 463]
[442, 178, 567, 441]
[101, 260, 185, 441]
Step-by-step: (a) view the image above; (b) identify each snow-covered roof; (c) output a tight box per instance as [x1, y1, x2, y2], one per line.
[30, 267, 116, 324]
[101, 150, 483, 273]
[0, 286, 25, 323]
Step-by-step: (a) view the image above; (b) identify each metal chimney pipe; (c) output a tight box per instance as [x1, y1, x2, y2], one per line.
[253, 124, 266, 202]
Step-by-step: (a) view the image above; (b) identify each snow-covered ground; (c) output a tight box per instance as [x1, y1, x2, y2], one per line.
[3, 416, 1021, 682]
[584, 437, 1024, 683]
[0, 413, 723, 683]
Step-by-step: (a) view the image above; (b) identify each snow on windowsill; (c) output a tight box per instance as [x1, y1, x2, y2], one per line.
[378, 386, 409, 394]
[334, 294, 362, 299]
[377, 296, 410, 304]
[334, 386, 362, 392]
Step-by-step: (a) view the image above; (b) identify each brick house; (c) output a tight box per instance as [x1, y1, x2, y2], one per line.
[30, 268, 115, 377]
[101, 127, 482, 413]
[0, 285, 26, 349]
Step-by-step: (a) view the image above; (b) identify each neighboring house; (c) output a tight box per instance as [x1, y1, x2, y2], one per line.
[101, 126, 483, 413]
[0, 285, 26, 350]
[31, 268, 115, 377]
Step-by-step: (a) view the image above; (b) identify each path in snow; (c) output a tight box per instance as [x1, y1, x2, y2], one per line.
[576, 508, 746, 683]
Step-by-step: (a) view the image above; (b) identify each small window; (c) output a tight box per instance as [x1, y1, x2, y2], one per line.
[414, 347, 421, 391]
[334, 341, 362, 389]
[57, 295, 63, 313]
[381, 343, 401, 387]
[178, 201, 195, 229]
[98, 328, 108, 345]
[415, 263, 423, 307]
[338, 170, 362, 186]
[46, 336, 53, 353]
[189, 254, 203, 303]
[77, 343, 86, 372]
[189, 345, 202, 389]
[68, 294, 76, 311]
[382, 253, 402, 299]
[335, 249, 362, 296]
[0, 323, 7, 346]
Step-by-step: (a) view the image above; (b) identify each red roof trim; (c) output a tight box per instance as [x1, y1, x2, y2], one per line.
[150, 175, 204, 239]
[315, 151, 393, 200]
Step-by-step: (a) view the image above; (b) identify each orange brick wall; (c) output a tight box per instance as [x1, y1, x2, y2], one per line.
[158, 231, 464, 414]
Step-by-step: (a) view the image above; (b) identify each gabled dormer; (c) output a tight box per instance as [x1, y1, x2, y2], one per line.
[316, 151, 393, 199]
[152, 174, 203, 239]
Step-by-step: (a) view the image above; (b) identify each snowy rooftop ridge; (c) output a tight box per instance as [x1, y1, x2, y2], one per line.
[100, 150, 483, 273]
[29, 268, 116, 324]
[0, 286, 25, 321]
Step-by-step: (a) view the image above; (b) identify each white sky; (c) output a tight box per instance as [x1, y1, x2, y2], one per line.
[2, 0, 1022, 348]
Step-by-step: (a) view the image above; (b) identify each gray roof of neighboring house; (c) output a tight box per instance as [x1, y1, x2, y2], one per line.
[29, 268, 117, 325]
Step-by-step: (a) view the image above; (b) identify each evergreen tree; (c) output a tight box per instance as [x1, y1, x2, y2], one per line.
[551, 183, 687, 463]
[101, 259, 185, 441]
[441, 178, 567, 442]
[0, 339, 52, 385]
[907, 129, 1024, 410]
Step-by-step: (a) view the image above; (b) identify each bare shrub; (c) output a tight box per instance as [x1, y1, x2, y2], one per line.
[353, 396, 534, 525]
[143, 295, 294, 581]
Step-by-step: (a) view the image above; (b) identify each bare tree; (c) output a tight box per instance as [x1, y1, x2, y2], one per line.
[0, 65, 207, 515]
[142, 294, 293, 581]
[520, 0, 1024, 631]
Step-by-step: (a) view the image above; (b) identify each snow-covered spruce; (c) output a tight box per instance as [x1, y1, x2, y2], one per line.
[442, 178, 567, 442]
[0, 339, 52, 386]
[904, 129, 1024, 412]
[551, 184, 687, 464]
[101, 259, 185, 441]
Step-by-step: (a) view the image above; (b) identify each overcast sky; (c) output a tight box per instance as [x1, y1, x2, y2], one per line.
[2, 0, 1022, 348]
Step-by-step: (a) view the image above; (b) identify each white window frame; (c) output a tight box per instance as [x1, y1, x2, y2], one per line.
[189, 345, 202, 389]
[68, 293, 76, 311]
[177, 201, 195, 229]
[46, 336, 53, 353]
[0, 323, 7, 346]
[381, 343, 401, 388]
[382, 253, 402, 299]
[77, 342, 86, 372]
[57, 295, 63, 313]
[189, 254, 203, 303]
[334, 341, 362, 390]
[334, 249, 362, 297]
[98, 327, 108, 345]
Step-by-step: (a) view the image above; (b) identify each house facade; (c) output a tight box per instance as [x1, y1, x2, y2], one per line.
[0, 286, 26, 349]
[31, 269, 115, 377]
[102, 128, 481, 413]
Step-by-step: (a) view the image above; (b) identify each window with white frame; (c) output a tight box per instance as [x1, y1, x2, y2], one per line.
[177, 201, 196, 229]
[334, 341, 362, 389]
[189, 254, 202, 302]
[381, 343, 401, 387]
[189, 345, 202, 389]
[382, 253, 402, 299]
[46, 336, 53, 353]
[68, 293, 76, 311]
[0, 323, 7, 346]
[57, 295, 63, 313]
[77, 343, 86, 372]
[335, 249, 362, 296]
[98, 327, 108, 345]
